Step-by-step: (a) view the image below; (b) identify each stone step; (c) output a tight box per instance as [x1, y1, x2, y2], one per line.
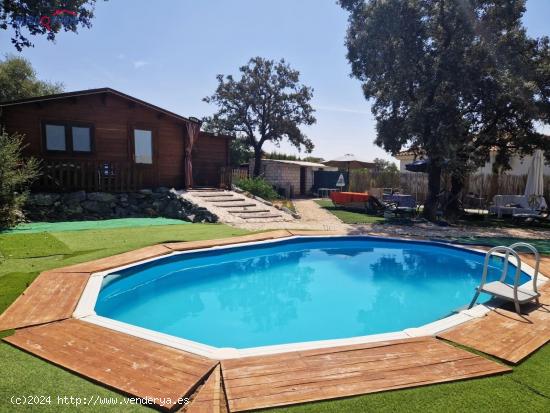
[237, 214, 283, 220]
[217, 203, 257, 208]
[208, 198, 246, 203]
[195, 193, 234, 198]
[187, 189, 222, 192]
[227, 209, 271, 214]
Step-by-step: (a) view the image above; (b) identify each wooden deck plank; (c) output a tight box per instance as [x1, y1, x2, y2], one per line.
[0, 271, 90, 331]
[55, 244, 173, 273]
[163, 230, 292, 251]
[221, 337, 509, 412]
[3, 319, 218, 410]
[185, 366, 227, 413]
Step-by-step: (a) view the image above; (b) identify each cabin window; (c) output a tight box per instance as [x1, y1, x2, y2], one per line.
[43, 122, 93, 154]
[71, 126, 92, 152]
[134, 129, 153, 164]
[45, 124, 66, 151]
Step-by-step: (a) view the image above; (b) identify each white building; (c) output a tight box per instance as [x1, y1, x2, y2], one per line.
[249, 159, 337, 197]
[396, 150, 550, 175]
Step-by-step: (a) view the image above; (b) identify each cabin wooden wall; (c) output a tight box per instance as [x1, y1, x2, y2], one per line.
[0, 94, 183, 188]
[0, 94, 231, 189]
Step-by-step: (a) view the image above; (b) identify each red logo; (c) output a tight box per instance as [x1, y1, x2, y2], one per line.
[39, 9, 78, 31]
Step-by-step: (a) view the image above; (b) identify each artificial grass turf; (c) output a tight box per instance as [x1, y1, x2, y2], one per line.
[315, 200, 385, 224]
[453, 237, 550, 255]
[1, 223, 549, 412]
[1, 217, 189, 235]
[0, 233, 72, 259]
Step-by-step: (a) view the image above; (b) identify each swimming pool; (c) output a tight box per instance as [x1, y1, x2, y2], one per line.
[94, 237, 531, 350]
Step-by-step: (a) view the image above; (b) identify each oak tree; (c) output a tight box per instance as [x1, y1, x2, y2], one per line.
[204, 57, 316, 177]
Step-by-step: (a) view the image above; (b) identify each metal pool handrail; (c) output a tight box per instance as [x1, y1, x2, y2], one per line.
[509, 242, 540, 294]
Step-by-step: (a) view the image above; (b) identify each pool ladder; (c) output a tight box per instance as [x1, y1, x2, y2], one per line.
[468, 242, 541, 315]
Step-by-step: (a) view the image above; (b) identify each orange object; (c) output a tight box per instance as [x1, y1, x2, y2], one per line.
[330, 191, 370, 205]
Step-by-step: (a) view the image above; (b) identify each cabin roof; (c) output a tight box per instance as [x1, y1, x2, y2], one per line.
[0, 87, 201, 125]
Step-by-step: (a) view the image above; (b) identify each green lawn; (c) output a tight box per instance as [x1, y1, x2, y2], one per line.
[315, 199, 385, 224]
[1, 222, 549, 412]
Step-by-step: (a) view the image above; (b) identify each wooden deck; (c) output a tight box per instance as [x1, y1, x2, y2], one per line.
[4, 319, 217, 410]
[184, 366, 226, 413]
[221, 337, 510, 412]
[439, 285, 550, 364]
[0, 271, 91, 331]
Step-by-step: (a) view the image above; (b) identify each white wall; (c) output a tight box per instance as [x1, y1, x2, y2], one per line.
[248, 159, 333, 196]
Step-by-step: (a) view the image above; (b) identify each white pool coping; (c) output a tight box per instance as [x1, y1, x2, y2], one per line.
[73, 235, 548, 359]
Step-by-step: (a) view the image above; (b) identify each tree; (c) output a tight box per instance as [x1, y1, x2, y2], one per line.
[1, 0, 97, 51]
[204, 57, 316, 177]
[0, 55, 64, 102]
[339, 0, 549, 220]
[0, 129, 40, 228]
[229, 137, 254, 166]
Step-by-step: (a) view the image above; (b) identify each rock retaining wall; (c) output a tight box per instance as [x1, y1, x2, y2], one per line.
[24, 188, 218, 223]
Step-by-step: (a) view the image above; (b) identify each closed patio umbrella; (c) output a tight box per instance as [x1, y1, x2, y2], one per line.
[524, 149, 545, 208]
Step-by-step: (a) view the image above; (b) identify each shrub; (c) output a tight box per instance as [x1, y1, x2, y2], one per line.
[235, 177, 279, 200]
[0, 129, 40, 228]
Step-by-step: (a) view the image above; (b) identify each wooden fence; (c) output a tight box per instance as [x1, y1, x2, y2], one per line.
[219, 167, 249, 188]
[34, 159, 143, 193]
[398, 172, 550, 205]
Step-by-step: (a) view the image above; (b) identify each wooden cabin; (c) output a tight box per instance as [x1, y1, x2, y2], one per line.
[0, 88, 232, 191]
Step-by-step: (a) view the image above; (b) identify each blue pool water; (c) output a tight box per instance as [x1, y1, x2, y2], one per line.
[95, 237, 530, 348]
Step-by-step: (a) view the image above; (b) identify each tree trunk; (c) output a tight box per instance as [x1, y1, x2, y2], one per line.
[252, 146, 263, 177]
[445, 173, 464, 220]
[423, 164, 442, 221]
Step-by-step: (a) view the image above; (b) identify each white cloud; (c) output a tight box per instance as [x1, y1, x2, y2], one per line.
[133, 60, 149, 69]
[116, 53, 126, 60]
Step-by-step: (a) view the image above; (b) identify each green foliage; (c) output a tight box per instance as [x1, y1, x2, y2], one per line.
[0, 130, 40, 228]
[229, 137, 254, 166]
[0, 55, 63, 102]
[371, 158, 400, 188]
[204, 57, 316, 176]
[0, 1, 97, 51]
[263, 151, 325, 163]
[236, 177, 279, 200]
[264, 151, 300, 161]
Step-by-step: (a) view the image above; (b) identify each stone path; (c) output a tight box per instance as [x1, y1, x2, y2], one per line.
[234, 199, 351, 232]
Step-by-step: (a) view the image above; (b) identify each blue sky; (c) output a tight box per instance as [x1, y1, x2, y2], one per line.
[2, 0, 549, 164]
